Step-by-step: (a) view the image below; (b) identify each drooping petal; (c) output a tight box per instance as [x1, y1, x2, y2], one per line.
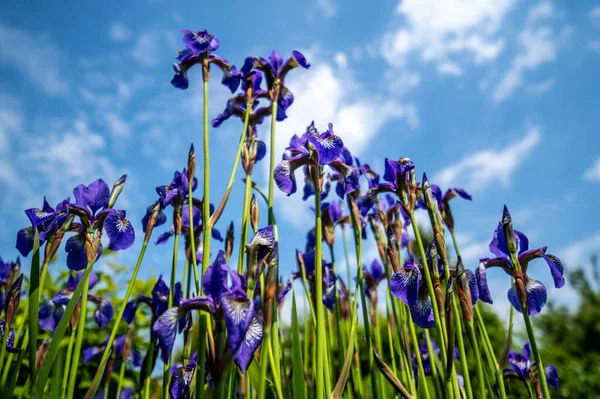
[475, 262, 493, 304]
[541, 249, 565, 288]
[489, 222, 510, 259]
[38, 301, 64, 332]
[142, 201, 167, 233]
[16, 227, 35, 257]
[153, 307, 184, 363]
[169, 361, 196, 399]
[234, 316, 263, 374]
[155, 229, 175, 246]
[83, 179, 110, 215]
[171, 63, 189, 90]
[248, 226, 275, 266]
[94, 298, 114, 329]
[390, 265, 422, 306]
[222, 296, 254, 355]
[465, 269, 479, 306]
[274, 160, 298, 195]
[65, 232, 89, 271]
[545, 365, 559, 391]
[409, 292, 435, 329]
[522, 341, 531, 361]
[507, 277, 547, 315]
[203, 251, 242, 303]
[333, 164, 360, 199]
[123, 299, 143, 324]
[104, 210, 135, 251]
[514, 230, 529, 254]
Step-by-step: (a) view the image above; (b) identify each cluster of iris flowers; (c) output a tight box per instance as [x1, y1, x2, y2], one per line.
[0, 28, 565, 399]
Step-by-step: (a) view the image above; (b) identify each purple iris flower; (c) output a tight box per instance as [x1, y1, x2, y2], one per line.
[171, 29, 240, 92]
[170, 360, 196, 399]
[65, 178, 135, 270]
[476, 206, 565, 315]
[38, 270, 112, 331]
[504, 341, 559, 391]
[84, 333, 142, 368]
[155, 169, 198, 209]
[123, 275, 183, 325]
[16, 197, 71, 257]
[243, 50, 310, 117]
[389, 257, 436, 329]
[153, 250, 262, 373]
[275, 122, 359, 199]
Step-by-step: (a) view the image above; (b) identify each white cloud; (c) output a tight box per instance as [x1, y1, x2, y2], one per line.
[454, 233, 489, 265]
[589, 41, 600, 54]
[560, 232, 600, 269]
[434, 126, 541, 191]
[584, 158, 600, 182]
[492, 2, 558, 102]
[104, 112, 131, 139]
[264, 53, 415, 229]
[0, 24, 69, 96]
[316, 0, 336, 18]
[132, 32, 161, 66]
[437, 60, 463, 76]
[589, 6, 600, 23]
[109, 23, 131, 42]
[0, 95, 23, 190]
[525, 78, 555, 94]
[381, 0, 514, 73]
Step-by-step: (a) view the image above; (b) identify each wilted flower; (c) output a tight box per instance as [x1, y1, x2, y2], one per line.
[476, 206, 565, 315]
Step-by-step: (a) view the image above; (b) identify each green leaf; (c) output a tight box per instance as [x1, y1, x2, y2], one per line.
[291, 293, 307, 399]
[248, 359, 277, 399]
[28, 232, 40, 389]
[331, 312, 358, 399]
[32, 263, 94, 398]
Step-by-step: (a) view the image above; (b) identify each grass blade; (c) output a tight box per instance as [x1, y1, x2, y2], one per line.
[331, 312, 358, 399]
[291, 293, 307, 399]
[32, 263, 93, 397]
[373, 349, 414, 399]
[28, 232, 40, 389]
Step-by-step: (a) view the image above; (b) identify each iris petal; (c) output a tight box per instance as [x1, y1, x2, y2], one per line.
[169, 361, 196, 399]
[65, 233, 88, 271]
[507, 277, 547, 315]
[475, 262, 493, 304]
[104, 210, 135, 251]
[94, 298, 114, 329]
[83, 179, 110, 215]
[235, 316, 264, 374]
[390, 265, 421, 306]
[542, 250, 565, 288]
[274, 160, 298, 195]
[16, 227, 35, 257]
[545, 365, 559, 390]
[153, 307, 184, 363]
[38, 301, 64, 332]
[409, 293, 435, 329]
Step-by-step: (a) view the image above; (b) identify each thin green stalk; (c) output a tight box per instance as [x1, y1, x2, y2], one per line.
[408, 312, 430, 399]
[61, 328, 76, 398]
[238, 176, 253, 275]
[27, 231, 40, 390]
[196, 75, 211, 399]
[466, 323, 486, 398]
[3, 331, 27, 397]
[314, 184, 327, 399]
[66, 262, 93, 399]
[408, 212, 446, 350]
[451, 229, 505, 398]
[83, 238, 150, 399]
[454, 313, 473, 399]
[522, 309, 550, 399]
[143, 340, 155, 399]
[505, 238, 551, 399]
[116, 357, 127, 399]
[424, 330, 443, 399]
[1, 313, 26, 387]
[164, 209, 181, 397]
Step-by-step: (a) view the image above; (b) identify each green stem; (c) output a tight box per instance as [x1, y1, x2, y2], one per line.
[195, 74, 212, 399]
[454, 313, 473, 399]
[237, 176, 253, 275]
[83, 239, 150, 399]
[61, 328, 76, 398]
[27, 231, 40, 390]
[522, 309, 551, 399]
[424, 329, 443, 399]
[164, 209, 181, 397]
[116, 356, 127, 399]
[408, 212, 446, 350]
[66, 261, 93, 399]
[466, 322, 486, 398]
[314, 182, 328, 399]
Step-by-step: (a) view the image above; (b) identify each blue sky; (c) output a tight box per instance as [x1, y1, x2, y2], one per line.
[1, 0, 600, 322]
